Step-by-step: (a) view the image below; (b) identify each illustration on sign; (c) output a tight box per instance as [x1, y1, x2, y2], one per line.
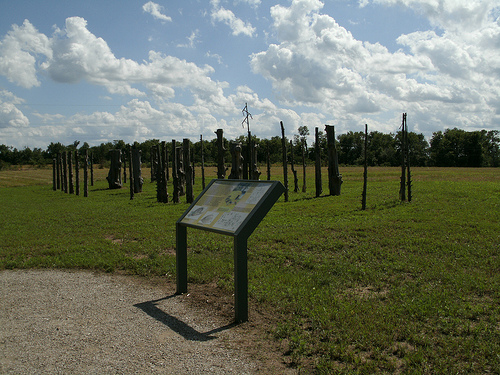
[181, 181, 272, 233]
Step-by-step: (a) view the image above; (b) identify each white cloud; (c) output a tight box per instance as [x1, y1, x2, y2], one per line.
[142, 2, 172, 22]
[251, 0, 500, 134]
[0, 20, 51, 88]
[210, 2, 256, 37]
[0, 90, 30, 128]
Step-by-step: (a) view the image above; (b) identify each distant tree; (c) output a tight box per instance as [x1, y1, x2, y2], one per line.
[338, 131, 364, 165]
[368, 131, 397, 166]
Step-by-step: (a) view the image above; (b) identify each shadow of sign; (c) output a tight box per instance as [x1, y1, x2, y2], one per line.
[134, 295, 237, 342]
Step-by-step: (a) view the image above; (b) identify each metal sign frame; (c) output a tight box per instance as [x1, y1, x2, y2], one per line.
[176, 179, 285, 322]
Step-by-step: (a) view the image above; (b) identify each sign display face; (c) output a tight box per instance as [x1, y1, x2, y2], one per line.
[179, 180, 279, 235]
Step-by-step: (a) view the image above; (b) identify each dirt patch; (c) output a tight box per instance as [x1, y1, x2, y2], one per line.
[0, 269, 296, 374]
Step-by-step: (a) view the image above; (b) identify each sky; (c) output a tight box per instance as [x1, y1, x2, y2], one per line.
[1, 0, 499, 150]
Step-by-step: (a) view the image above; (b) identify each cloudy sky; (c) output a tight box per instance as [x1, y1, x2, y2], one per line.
[1, 0, 499, 149]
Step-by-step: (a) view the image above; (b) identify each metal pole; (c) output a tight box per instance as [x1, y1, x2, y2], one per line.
[234, 235, 248, 323]
[176, 223, 188, 294]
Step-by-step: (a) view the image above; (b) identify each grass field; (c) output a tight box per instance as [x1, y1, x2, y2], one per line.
[1, 165, 499, 374]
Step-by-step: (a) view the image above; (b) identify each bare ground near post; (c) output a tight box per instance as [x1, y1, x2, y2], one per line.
[0, 269, 300, 374]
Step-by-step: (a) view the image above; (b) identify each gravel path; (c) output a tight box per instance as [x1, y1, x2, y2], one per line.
[0, 269, 291, 374]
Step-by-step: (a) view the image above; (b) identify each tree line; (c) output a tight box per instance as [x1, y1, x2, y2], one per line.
[0, 127, 498, 170]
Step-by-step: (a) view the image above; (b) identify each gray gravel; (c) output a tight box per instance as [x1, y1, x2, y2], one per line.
[0, 269, 285, 374]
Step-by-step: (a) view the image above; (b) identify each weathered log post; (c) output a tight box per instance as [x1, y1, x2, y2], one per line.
[155, 145, 162, 202]
[123, 150, 127, 184]
[161, 142, 169, 203]
[75, 150, 79, 196]
[266, 144, 271, 181]
[200, 135, 206, 189]
[176, 146, 185, 196]
[84, 149, 88, 197]
[290, 140, 299, 192]
[52, 158, 56, 191]
[129, 147, 134, 200]
[315, 127, 322, 197]
[280, 121, 289, 202]
[151, 145, 157, 182]
[90, 153, 94, 186]
[106, 149, 122, 189]
[326, 125, 342, 196]
[399, 113, 406, 202]
[184, 139, 194, 204]
[62, 151, 68, 194]
[132, 149, 143, 193]
[406, 114, 412, 202]
[251, 143, 261, 180]
[68, 151, 74, 194]
[301, 139, 307, 193]
[362, 124, 368, 210]
[172, 140, 180, 203]
[56, 153, 61, 190]
[242, 144, 249, 180]
[229, 142, 243, 180]
[215, 129, 226, 179]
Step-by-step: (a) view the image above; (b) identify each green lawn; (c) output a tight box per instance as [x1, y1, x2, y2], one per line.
[1, 166, 499, 374]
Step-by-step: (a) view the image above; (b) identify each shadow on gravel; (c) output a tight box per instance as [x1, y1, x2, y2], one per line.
[134, 295, 237, 342]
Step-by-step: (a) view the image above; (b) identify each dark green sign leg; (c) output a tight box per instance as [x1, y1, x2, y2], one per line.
[234, 235, 248, 323]
[176, 223, 188, 294]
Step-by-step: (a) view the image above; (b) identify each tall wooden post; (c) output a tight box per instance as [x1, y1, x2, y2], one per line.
[215, 129, 226, 179]
[399, 113, 407, 201]
[172, 140, 180, 203]
[280, 121, 289, 202]
[406, 114, 412, 202]
[68, 151, 74, 194]
[90, 153, 94, 186]
[301, 140, 307, 193]
[229, 142, 243, 180]
[184, 139, 194, 204]
[56, 153, 61, 190]
[326, 125, 342, 196]
[129, 147, 134, 200]
[123, 150, 127, 184]
[362, 124, 368, 210]
[315, 127, 322, 197]
[75, 150, 80, 196]
[266, 144, 271, 181]
[52, 158, 56, 191]
[201, 135, 206, 189]
[132, 149, 143, 193]
[62, 151, 68, 194]
[290, 140, 298, 192]
[84, 149, 88, 197]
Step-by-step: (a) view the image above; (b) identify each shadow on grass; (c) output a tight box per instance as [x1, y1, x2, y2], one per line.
[134, 295, 237, 341]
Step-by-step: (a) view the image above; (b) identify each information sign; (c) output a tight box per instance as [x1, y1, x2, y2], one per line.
[176, 179, 285, 322]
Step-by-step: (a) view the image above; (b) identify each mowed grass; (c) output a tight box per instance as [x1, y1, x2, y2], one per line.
[1, 165, 499, 374]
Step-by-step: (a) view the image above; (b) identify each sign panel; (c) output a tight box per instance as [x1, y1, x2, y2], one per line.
[179, 180, 275, 235]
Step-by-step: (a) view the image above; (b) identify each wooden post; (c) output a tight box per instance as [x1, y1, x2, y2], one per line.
[215, 129, 226, 179]
[75, 150, 80, 196]
[290, 140, 298, 192]
[56, 153, 61, 190]
[90, 153, 94, 186]
[68, 151, 74, 194]
[326, 125, 342, 196]
[280, 121, 289, 202]
[399, 113, 406, 201]
[229, 142, 243, 180]
[200, 135, 206, 189]
[129, 147, 134, 200]
[151, 145, 157, 182]
[123, 150, 127, 184]
[315, 127, 322, 197]
[406, 114, 412, 202]
[184, 139, 194, 204]
[84, 149, 88, 197]
[106, 150, 122, 189]
[177, 146, 185, 196]
[251, 143, 261, 180]
[266, 144, 271, 181]
[52, 158, 56, 191]
[172, 140, 180, 203]
[362, 124, 368, 210]
[59, 153, 63, 191]
[301, 139, 307, 193]
[62, 151, 68, 194]
[132, 149, 143, 193]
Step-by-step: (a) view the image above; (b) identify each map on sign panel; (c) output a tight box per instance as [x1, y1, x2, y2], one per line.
[180, 180, 272, 234]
